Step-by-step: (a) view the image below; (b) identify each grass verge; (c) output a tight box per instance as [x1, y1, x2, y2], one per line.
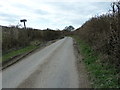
[1, 45, 38, 63]
[73, 35, 119, 88]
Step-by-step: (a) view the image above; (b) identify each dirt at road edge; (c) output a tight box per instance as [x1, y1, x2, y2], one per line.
[73, 39, 91, 88]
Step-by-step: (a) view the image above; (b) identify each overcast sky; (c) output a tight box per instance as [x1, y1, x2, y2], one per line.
[0, 0, 114, 30]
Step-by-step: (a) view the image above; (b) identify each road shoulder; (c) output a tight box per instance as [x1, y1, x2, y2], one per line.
[73, 39, 91, 88]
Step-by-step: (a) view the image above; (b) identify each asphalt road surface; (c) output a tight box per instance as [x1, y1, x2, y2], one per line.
[2, 37, 79, 88]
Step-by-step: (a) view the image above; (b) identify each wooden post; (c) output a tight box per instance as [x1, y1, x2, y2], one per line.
[20, 19, 27, 29]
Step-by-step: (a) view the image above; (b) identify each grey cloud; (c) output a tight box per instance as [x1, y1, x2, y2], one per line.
[0, 13, 17, 18]
[0, 1, 111, 29]
[34, 9, 49, 15]
[70, 18, 85, 25]
[0, 13, 20, 23]
[13, 3, 32, 10]
[14, 3, 49, 15]
[0, 5, 2, 8]
[47, 2, 110, 16]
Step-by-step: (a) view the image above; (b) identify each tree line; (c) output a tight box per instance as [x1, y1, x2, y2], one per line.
[73, 1, 120, 78]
